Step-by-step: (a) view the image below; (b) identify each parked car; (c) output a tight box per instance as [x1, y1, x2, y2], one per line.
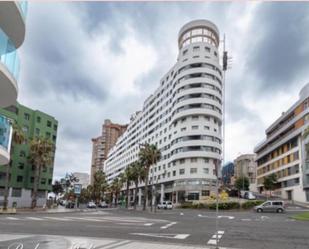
[98, 201, 108, 208]
[244, 191, 256, 200]
[87, 201, 97, 208]
[157, 201, 173, 209]
[254, 200, 285, 213]
[65, 201, 75, 209]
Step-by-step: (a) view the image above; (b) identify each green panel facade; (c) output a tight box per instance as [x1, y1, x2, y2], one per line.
[0, 103, 58, 192]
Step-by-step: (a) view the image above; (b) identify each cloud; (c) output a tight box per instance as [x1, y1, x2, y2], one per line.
[16, 2, 309, 180]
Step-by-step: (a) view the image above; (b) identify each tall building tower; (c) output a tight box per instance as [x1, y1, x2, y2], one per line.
[0, 2, 27, 165]
[90, 119, 127, 184]
[105, 19, 223, 203]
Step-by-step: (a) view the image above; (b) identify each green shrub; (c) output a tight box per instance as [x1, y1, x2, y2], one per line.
[208, 202, 240, 210]
[192, 203, 206, 209]
[180, 202, 193, 209]
[241, 200, 264, 209]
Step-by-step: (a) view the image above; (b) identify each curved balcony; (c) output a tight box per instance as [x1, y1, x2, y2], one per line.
[0, 115, 12, 165]
[0, 1, 27, 49]
[171, 108, 222, 124]
[0, 28, 20, 107]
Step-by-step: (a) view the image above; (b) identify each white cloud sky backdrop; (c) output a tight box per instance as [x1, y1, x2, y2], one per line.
[18, 2, 309, 180]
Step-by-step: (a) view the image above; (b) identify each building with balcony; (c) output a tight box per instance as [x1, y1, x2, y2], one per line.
[91, 119, 127, 184]
[221, 162, 234, 186]
[104, 19, 223, 204]
[0, 2, 27, 166]
[0, 103, 58, 208]
[254, 83, 309, 203]
[234, 154, 257, 192]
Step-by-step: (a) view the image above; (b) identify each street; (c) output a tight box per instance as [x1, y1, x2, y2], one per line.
[0, 207, 309, 249]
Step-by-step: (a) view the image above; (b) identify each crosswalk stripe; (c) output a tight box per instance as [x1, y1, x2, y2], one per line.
[25, 217, 44, 221]
[43, 217, 71, 221]
[6, 217, 20, 220]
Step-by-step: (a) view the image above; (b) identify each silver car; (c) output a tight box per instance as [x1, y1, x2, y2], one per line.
[254, 201, 285, 213]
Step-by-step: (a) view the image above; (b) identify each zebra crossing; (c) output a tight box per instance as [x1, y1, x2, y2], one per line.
[1, 214, 169, 227]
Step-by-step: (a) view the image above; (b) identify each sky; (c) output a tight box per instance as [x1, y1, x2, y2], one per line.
[18, 2, 309, 181]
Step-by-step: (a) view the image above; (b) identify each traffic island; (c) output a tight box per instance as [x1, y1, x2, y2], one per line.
[291, 212, 309, 221]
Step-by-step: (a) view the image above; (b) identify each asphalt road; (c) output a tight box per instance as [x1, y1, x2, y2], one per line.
[0, 207, 308, 249]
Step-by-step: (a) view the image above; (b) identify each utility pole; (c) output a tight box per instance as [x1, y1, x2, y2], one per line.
[214, 33, 229, 249]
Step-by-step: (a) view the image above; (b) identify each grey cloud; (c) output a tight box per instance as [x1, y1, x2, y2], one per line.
[247, 3, 309, 92]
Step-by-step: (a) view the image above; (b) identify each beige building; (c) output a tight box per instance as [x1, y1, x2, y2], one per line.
[255, 83, 309, 203]
[234, 154, 257, 192]
[90, 119, 127, 184]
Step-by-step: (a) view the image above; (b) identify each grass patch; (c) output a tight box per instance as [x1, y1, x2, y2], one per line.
[292, 212, 309, 221]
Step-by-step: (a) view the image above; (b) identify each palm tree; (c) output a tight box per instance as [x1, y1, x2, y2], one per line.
[139, 143, 161, 211]
[123, 166, 134, 208]
[29, 137, 55, 209]
[110, 175, 123, 207]
[130, 161, 145, 209]
[3, 122, 25, 210]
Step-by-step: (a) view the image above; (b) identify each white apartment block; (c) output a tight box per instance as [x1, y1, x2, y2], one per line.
[104, 20, 223, 203]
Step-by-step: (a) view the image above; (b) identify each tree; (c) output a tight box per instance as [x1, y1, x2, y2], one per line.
[263, 174, 278, 198]
[235, 176, 250, 195]
[52, 180, 64, 195]
[91, 170, 108, 203]
[130, 161, 145, 209]
[123, 166, 134, 208]
[29, 137, 55, 209]
[3, 122, 25, 210]
[110, 175, 123, 207]
[139, 143, 161, 211]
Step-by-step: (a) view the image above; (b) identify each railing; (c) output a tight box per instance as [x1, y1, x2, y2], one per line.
[0, 115, 11, 151]
[16, 1, 28, 19]
[0, 28, 20, 80]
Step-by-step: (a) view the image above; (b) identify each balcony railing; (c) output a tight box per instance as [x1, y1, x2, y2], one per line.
[0, 28, 20, 80]
[0, 115, 11, 152]
[16, 1, 28, 20]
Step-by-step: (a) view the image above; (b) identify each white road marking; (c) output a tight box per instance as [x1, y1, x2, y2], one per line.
[218, 215, 234, 220]
[25, 217, 44, 221]
[102, 240, 131, 249]
[144, 223, 153, 226]
[198, 214, 213, 218]
[6, 217, 20, 220]
[180, 212, 184, 216]
[207, 231, 225, 245]
[160, 221, 177, 229]
[43, 217, 71, 221]
[131, 233, 189, 240]
[241, 218, 252, 221]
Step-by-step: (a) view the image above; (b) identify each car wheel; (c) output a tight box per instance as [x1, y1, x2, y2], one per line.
[257, 208, 263, 213]
[277, 208, 283, 213]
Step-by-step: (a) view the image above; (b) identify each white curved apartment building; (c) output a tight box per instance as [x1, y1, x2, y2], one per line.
[0, 2, 27, 165]
[105, 20, 223, 203]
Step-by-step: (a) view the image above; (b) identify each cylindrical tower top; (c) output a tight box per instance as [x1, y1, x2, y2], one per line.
[178, 19, 220, 49]
[299, 82, 309, 100]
